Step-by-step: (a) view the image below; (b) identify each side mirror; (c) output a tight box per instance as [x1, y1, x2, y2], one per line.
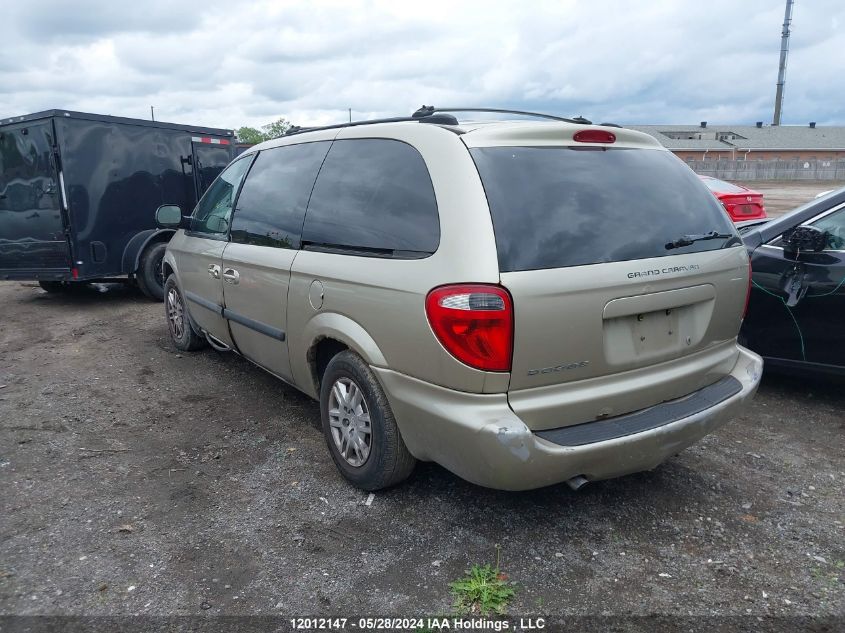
[155, 204, 183, 229]
[782, 225, 827, 258]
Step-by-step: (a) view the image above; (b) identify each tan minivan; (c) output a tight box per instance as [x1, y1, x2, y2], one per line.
[155, 107, 762, 491]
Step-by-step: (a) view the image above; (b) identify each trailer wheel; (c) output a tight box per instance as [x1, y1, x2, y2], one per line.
[38, 281, 65, 293]
[136, 242, 167, 301]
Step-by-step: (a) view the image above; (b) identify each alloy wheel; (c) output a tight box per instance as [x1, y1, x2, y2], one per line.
[328, 377, 372, 467]
[166, 288, 185, 340]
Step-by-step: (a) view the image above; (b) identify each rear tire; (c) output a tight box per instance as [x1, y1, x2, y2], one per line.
[137, 242, 168, 301]
[320, 350, 415, 490]
[38, 281, 65, 293]
[164, 275, 206, 351]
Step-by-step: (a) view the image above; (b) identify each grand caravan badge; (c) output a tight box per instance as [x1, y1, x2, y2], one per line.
[627, 264, 700, 279]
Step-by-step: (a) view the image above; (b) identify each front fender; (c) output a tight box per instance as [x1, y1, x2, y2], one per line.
[161, 246, 179, 282]
[160, 247, 205, 339]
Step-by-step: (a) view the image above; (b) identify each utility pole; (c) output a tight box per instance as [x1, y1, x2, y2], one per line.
[773, 0, 794, 126]
[150, 106, 155, 122]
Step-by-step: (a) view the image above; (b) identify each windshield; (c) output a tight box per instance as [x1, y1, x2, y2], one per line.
[470, 147, 738, 272]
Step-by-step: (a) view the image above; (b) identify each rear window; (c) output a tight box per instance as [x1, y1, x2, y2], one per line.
[701, 177, 746, 194]
[470, 147, 737, 272]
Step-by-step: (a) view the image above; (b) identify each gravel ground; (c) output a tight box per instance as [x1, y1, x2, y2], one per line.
[1, 180, 843, 628]
[0, 278, 843, 624]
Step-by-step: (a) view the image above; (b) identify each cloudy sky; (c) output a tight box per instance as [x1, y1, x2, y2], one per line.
[2, 0, 844, 131]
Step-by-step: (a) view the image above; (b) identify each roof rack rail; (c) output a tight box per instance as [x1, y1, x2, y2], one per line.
[412, 106, 592, 125]
[282, 112, 459, 138]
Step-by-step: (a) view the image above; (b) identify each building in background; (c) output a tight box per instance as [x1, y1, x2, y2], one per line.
[631, 123, 845, 162]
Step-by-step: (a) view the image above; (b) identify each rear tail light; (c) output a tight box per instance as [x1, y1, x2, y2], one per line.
[743, 262, 752, 320]
[573, 129, 616, 144]
[425, 284, 513, 372]
[71, 267, 79, 280]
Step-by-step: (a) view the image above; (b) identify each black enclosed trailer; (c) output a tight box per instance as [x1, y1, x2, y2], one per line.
[0, 110, 235, 299]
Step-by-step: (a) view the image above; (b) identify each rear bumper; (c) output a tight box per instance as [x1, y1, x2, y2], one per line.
[0, 268, 71, 281]
[375, 345, 762, 491]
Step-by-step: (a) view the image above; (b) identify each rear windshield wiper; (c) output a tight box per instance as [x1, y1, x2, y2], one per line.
[665, 231, 736, 250]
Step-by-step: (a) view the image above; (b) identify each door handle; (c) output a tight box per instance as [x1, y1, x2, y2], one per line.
[222, 268, 240, 284]
[208, 264, 221, 279]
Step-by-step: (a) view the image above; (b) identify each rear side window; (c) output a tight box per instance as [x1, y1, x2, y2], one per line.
[470, 147, 737, 272]
[302, 139, 439, 257]
[230, 142, 330, 249]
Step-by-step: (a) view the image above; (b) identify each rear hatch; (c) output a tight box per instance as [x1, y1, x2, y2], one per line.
[467, 133, 749, 430]
[0, 120, 70, 275]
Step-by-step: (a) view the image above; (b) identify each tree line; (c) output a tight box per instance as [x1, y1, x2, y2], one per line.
[235, 118, 292, 144]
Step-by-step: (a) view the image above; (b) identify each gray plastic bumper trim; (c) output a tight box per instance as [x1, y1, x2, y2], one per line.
[535, 375, 743, 447]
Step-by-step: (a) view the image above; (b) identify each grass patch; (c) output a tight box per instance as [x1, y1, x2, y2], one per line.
[449, 546, 516, 616]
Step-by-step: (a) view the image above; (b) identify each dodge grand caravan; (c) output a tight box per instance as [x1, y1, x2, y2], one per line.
[155, 107, 762, 491]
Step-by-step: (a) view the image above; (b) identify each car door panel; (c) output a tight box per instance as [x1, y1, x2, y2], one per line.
[221, 242, 295, 381]
[795, 251, 845, 366]
[169, 154, 254, 345]
[795, 207, 845, 366]
[221, 141, 332, 383]
[170, 233, 231, 345]
[745, 246, 804, 361]
[744, 204, 845, 368]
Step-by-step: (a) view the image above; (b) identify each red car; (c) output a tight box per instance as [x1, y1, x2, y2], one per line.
[698, 176, 767, 222]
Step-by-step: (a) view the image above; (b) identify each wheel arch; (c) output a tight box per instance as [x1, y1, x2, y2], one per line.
[162, 258, 176, 282]
[301, 312, 389, 398]
[122, 229, 175, 274]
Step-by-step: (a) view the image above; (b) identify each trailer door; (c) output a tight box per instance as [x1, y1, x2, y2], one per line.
[191, 137, 233, 201]
[0, 120, 70, 276]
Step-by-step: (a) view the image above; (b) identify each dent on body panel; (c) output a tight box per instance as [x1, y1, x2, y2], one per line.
[485, 417, 534, 463]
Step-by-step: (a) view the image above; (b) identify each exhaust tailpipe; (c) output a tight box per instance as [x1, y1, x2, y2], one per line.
[566, 475, 589, 491]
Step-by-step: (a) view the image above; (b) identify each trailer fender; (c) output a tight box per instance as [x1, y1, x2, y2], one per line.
[122, 229, 175, 274]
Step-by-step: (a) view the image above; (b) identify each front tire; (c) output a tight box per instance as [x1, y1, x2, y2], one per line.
[137, 242, 168, 301]
[164, 275, 206, 351]
[320, 351, 415, 490]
